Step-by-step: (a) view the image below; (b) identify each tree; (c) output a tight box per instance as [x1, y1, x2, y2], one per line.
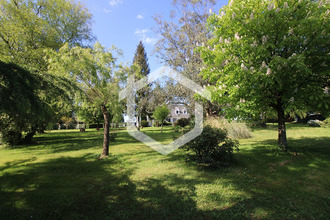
[61, 116, 74, 130]
[153, 105, 170, 133]
[47, 42, 123, 157]
[199, 0, 330, 151]
[76, 101, 104, 129]
[0, 0, 93, 72]
[153, 0, 221, 116]
[0, 0, 93, 142]
[133, 41, 151, 130]
[0, 61, 48, 144]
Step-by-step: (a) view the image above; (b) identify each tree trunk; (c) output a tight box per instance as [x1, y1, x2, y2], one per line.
[101, 104, 110, 157]
[161, 123, 163, 133]
[261, 112, 267, 128]
[277, 107, 288, 151]
[24, 127, 37, 144]
[137, 114, 141, 130]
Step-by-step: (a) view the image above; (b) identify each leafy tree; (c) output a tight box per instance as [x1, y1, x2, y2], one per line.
[199, 0, 330, 151]
[133, 41, 151, 130]
[76, 101, 104, 129]
[153, 0, 221, 116]
[0, 0, 93, 141]
[47, 42, 123, 157]
[0, 0, 93, 72]
[61, 116, 74, 130]
[153, 105, 170, 132]
[0, 61, 47, 144]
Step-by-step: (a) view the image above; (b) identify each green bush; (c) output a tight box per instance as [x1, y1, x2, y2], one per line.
[1, 129, 22, 145]
[174, 118, 190, 127]
[163, 121, 172, 126]
[140, 120, 149, 127]
[173, 125, 181, 132]
[321, 117, 330, 128]
[204, 117, 252, 139]
[182, 125, 239, 168]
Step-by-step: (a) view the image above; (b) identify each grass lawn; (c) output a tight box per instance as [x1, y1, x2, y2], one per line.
[0, 124, 329, 219]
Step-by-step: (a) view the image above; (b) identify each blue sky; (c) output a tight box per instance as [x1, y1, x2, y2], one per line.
[81, 0, 227, 71]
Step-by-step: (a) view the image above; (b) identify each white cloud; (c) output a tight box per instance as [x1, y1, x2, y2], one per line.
[109, 0, 123, 6]
[145, 37, 157, 45]
[135, 29, 148, 35]
[137, 14, 144, 19]
[103, 8, 112, 13]
[134, 29, 157, 45]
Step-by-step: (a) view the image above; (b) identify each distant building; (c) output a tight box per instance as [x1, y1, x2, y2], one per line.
[123, 100, 191, 126]
[167, 103, 190, 124]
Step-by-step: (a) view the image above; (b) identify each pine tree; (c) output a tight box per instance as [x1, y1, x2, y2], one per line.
[133, 41, 150, 79]
[133, 41, 151, 130]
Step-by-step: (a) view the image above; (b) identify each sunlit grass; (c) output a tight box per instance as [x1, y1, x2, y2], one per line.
[0, 124, 329, 219]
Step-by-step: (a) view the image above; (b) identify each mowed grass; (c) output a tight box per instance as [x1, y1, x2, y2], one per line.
[0, 124, 329, 219]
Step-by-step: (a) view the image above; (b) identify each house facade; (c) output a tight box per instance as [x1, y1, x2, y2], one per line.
[167, 103, 190, 124]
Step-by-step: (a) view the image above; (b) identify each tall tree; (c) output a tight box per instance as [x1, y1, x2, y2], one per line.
[0, 0, 94, 142]
[199, 0, 330, 151]
[153, 0, 221, 116]
[47, 42, 123, 157]
[133, 41, 151, 130]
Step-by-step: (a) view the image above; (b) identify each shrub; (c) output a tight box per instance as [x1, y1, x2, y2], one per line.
[174, 118, 190, 127]
[182, 125, 239, 168]
[163, 121, 172, 126]
[321, 117, 330, 128]
[140, 120, 149, 127]
[307, 120, 323, 127]
[204, 117, 252, 139]
[1, 129, 22, 145]
[173, 125, 181, 132]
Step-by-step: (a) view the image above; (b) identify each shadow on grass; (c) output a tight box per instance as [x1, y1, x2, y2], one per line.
[161, 136, 330, 219]
[0, 153, 240, 219]
[1, 130, 329, 219]
[15, 131, 122, 153]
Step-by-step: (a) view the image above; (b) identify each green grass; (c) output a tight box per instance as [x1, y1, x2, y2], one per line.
[0, 124, 329, 219]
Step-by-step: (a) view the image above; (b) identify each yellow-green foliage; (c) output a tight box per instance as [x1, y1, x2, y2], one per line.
[204, 117, 252, 139]
[321, 118, 330, 128]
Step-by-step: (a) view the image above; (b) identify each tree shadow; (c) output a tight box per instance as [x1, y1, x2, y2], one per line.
[1, 130, 329, 219]
[0, 154, 219, 219]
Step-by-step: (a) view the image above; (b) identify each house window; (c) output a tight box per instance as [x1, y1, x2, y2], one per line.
[176, 110, 179, 114]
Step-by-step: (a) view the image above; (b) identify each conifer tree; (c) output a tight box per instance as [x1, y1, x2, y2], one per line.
[133, 41, 151, 129]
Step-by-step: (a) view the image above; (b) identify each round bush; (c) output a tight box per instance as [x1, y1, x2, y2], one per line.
[174, 118, 190, 127]
[182, 125, 239, 168]
[140, 120, 149, 127]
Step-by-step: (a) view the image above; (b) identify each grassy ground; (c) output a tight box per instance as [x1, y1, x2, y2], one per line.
[0, 124, 329, 219]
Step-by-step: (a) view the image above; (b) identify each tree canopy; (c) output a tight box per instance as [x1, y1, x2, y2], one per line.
[153, 105, 170, 133]
[0, 0, 94, 144]
[47, 42, 123, 157]
[153, 0, 221, 116]
[199, 0, 330, 151]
